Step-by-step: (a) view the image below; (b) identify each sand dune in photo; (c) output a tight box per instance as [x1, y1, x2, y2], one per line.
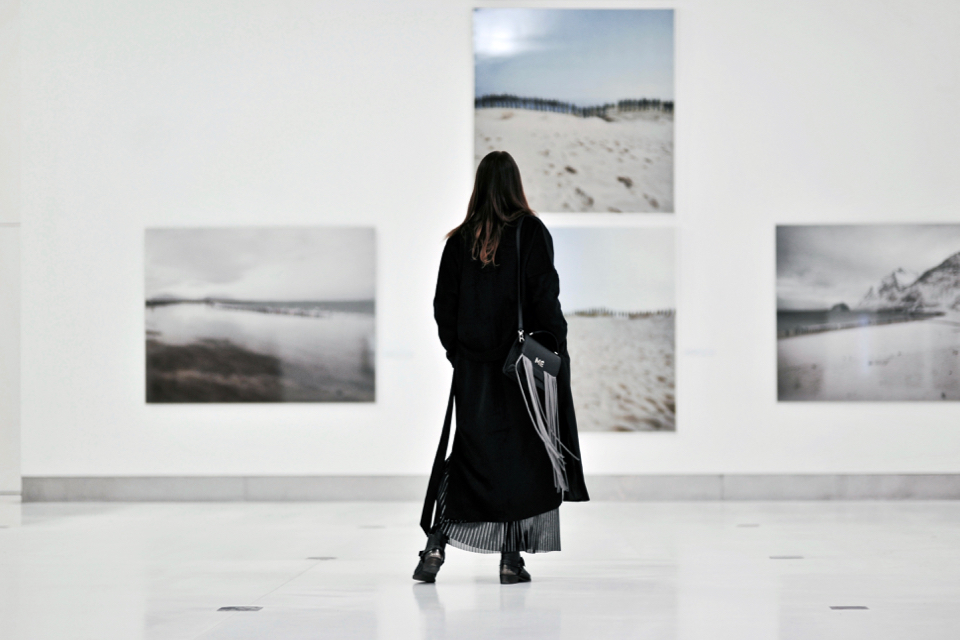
[475, 109, 673, 213]
[567, 314, 675, 431]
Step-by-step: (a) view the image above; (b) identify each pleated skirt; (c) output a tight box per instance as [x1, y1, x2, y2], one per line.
[433, 460, 560, 554]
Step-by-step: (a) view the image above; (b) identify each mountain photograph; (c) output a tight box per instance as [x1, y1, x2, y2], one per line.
[777, 224, 960, 401]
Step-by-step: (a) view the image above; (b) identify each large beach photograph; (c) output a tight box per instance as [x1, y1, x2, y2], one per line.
[474, 9, 674, 214]
[777, 224, 960, 401]
[145, 227, 376, 403]
[553, 227, 676, 431]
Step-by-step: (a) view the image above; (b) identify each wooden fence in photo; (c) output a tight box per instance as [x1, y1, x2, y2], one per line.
[475, 94, 674, 119]
[572, 307, 675, 319]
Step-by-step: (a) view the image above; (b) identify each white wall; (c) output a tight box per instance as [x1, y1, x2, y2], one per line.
[0, 227, 19, 493]
[1, 0, 21, 524]
[18, 0, 960, 478]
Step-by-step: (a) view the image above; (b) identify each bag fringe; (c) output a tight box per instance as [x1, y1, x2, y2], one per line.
[516, 354, 573, 493]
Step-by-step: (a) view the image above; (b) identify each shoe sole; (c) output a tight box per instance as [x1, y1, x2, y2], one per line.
[412, 570, 438, 583]
[500, 574, 531, 585]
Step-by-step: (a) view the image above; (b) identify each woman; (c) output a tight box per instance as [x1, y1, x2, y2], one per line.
[415, 151, 589, 585]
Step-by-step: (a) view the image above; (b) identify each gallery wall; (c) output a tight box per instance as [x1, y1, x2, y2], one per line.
[18, 0, 960, 478]
[1, 0, 21, 515]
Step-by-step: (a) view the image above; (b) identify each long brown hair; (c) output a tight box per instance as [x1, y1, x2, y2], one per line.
[448, 151, 534, 266]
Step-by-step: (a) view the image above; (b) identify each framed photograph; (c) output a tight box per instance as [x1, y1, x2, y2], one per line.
[553, 227, 676, 430]
[777, 224, 960, 401]
[145, 227, 376, 403]
[474, 9, 674, 213]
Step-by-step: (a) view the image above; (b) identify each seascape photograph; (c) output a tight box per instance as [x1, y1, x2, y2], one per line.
[777, 224, 960, 401]
[145, 227, 376, 403]
[552, 227, 676, 431]
[474, 9, 674, 214]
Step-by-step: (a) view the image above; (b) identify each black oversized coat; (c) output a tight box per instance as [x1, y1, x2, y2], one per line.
[428, 214, 589, 524]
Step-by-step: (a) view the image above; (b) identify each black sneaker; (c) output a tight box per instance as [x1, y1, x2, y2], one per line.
[412, 533, 446, 583]
[499, 553, 531, 585]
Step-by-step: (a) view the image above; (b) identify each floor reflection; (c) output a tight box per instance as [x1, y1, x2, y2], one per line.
[3, 502, 960, 640]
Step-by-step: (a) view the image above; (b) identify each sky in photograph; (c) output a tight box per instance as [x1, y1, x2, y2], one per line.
[777, 224, 960, 310]
[552, 227, 675, 313]
[145, 227, 375, 301]
[474, 9, 674, 105]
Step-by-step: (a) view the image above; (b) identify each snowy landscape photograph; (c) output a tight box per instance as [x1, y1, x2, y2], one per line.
[777, 224, 960, 401]
[145, 227, 376, 403]
[552, 227, 675, 430]
[474, 9, 674, 213]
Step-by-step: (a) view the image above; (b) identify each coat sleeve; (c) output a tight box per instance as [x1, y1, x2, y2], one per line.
[524, 219, 568, 351]
[433, 235, 461, 364]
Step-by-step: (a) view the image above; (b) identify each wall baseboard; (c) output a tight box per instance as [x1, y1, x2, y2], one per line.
[20, 474, 960, 502]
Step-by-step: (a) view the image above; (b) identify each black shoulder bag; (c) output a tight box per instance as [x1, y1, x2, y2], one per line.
[502, 216, 572, 493]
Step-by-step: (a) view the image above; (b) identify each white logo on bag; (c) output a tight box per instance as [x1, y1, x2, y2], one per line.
[535, 358, 545, 368]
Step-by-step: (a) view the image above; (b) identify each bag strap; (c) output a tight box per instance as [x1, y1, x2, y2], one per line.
[420, 374, 456, 535]
[516, 216, 525, 339]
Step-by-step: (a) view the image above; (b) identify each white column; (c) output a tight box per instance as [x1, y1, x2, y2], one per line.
[0, 0, 21, 527]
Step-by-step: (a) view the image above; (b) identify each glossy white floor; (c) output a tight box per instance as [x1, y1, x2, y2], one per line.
[1, 501, 959, 639]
